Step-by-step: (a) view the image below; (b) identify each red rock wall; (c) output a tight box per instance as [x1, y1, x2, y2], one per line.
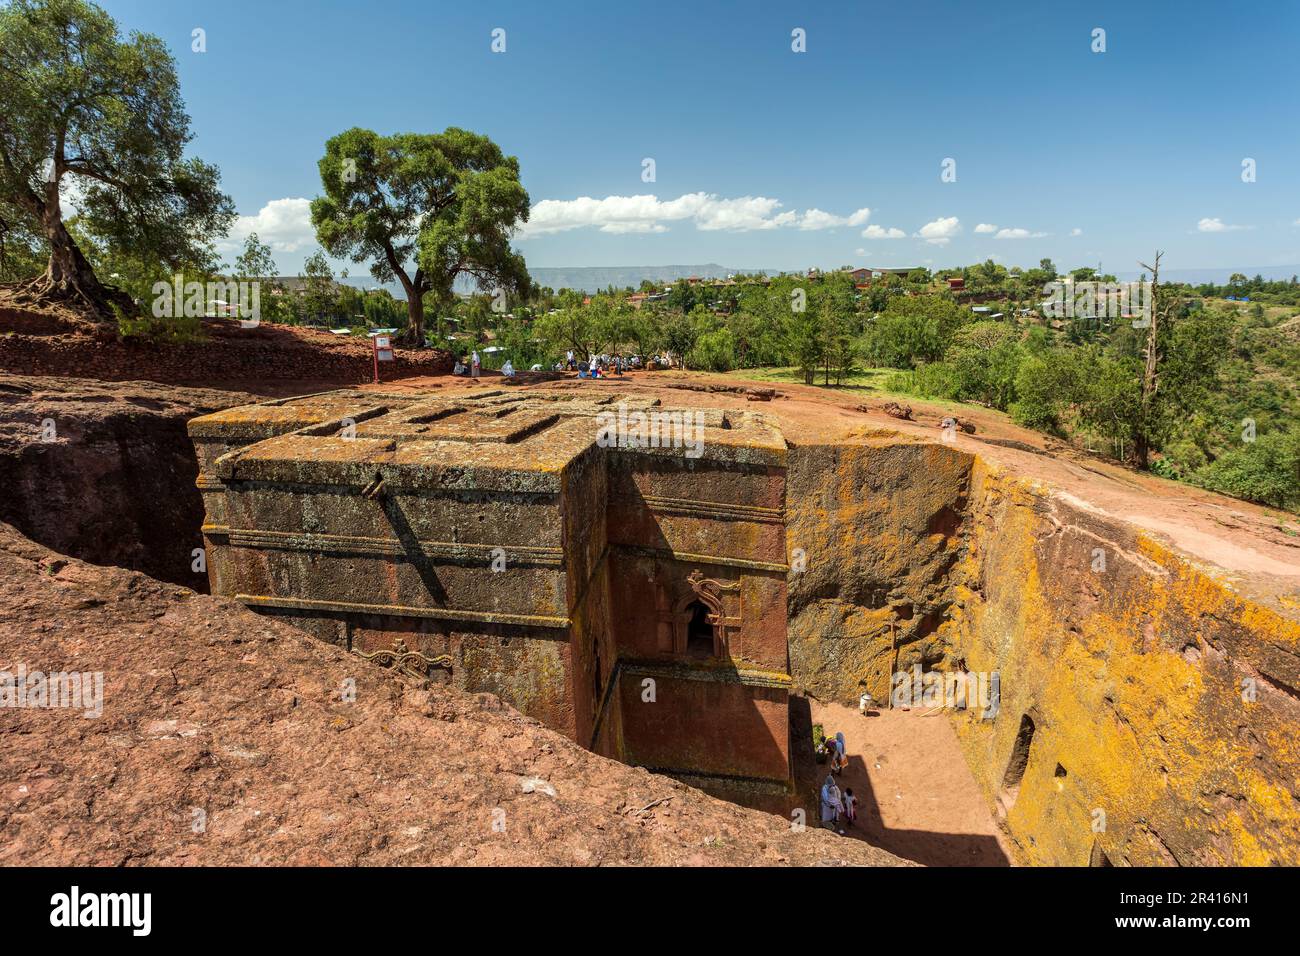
[617, 673, 791, 782]
[0, 325, 451, 389]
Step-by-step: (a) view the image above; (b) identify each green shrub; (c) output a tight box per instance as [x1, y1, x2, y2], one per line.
[864, 312, 942, 368]
[1191, 429, 1300, 511]
[1010, 353, 1081, 433]
[944, 322, 1023, 409]
[1149, 456, 1181, 480]
[686, 327, 736, 372]
[882, 370, 915, 394]
[910, 361, 963, 400]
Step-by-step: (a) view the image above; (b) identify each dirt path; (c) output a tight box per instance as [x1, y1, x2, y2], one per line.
[808, 700, 1014, 866]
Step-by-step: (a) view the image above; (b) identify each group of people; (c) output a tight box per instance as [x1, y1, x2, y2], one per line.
[560, 350, 640, 378]
[449, 352, 529, 378]
[452, 350, 482, 378]
[447, 346, 659, 380]
[819, 730, 858, 833]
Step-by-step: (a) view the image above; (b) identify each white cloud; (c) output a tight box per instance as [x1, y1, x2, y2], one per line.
[515, 192, 871, 238]
[798, 207, 871, 231]
[695, 195, 789, 232]
[599, 221, 668, 234]
[1070, 227, 1083, 236]
[520, 193, 705, 237]
[227, 197, 316, 253]
[1197, 217, 1248, 233]
[861, 224, 906, 239]
[975, 221, 1051, 239]
[916, 216, 961, 245]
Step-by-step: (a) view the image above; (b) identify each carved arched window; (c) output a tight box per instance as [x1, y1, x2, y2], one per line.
[668, 569, 740, 659]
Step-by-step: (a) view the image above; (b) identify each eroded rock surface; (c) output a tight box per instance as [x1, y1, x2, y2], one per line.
[0, 523, 906, 866]
[0, 310, 452, 391]
[0, 375, 255, 586]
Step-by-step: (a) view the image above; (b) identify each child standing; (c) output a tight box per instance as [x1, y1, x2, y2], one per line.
[841, 788, 858, 827]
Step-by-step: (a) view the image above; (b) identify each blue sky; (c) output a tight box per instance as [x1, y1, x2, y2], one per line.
[99, 0, 1300, 277]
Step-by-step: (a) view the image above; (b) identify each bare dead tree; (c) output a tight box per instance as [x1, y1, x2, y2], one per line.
[1133, 251, 1169, 468]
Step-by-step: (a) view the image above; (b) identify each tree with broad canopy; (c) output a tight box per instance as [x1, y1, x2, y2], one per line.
[0, 0, 234, 321]
[310, 127, 531, 346]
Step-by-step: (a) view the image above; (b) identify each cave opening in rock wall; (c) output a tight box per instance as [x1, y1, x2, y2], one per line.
[999, 713, 1038, 811]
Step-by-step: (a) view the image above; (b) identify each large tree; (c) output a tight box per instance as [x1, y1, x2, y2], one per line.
[311, 127, 531, 345]
[0, 0, 234, 319]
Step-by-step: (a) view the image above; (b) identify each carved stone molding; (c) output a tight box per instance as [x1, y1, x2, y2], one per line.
[354, 638, 452, 681]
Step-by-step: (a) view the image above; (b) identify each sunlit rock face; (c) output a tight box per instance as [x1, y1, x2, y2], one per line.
[947, 456, 1300, 866]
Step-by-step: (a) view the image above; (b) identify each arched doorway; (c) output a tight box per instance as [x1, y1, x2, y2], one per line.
[685, 600, 714, 659]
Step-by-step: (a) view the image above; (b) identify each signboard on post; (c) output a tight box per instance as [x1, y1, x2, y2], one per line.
[372, 334, 393, 384]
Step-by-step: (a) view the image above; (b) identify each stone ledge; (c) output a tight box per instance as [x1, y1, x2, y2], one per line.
[620, 658, 793, 689]
[221, 528, 566, 567]
[616, 543, 789, 574]
[235, 593, 572, 629]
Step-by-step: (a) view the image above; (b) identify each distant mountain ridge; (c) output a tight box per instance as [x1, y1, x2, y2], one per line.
[334, 265, 756, 298]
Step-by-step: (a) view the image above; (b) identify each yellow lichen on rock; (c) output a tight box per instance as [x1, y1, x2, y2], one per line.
[786, 435, 1300, 865]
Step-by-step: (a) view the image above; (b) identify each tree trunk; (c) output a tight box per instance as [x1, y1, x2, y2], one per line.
[1134, 252, 1163, 471]
[12, 186, 126, 324]
[45, 212, 105, 301]
[405, 293, 425, 346]
[380, 244, 426, 348]
[1132, 434, 1150, 470]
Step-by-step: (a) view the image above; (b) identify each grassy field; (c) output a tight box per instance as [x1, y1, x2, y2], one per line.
[1215, 298, 1300, 326]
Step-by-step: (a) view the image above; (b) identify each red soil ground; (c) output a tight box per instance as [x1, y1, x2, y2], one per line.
[0, 300, 452, 395]
[805, 701, 1013, 866]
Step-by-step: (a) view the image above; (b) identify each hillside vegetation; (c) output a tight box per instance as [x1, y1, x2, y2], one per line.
[483, 265, 1299, 514]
